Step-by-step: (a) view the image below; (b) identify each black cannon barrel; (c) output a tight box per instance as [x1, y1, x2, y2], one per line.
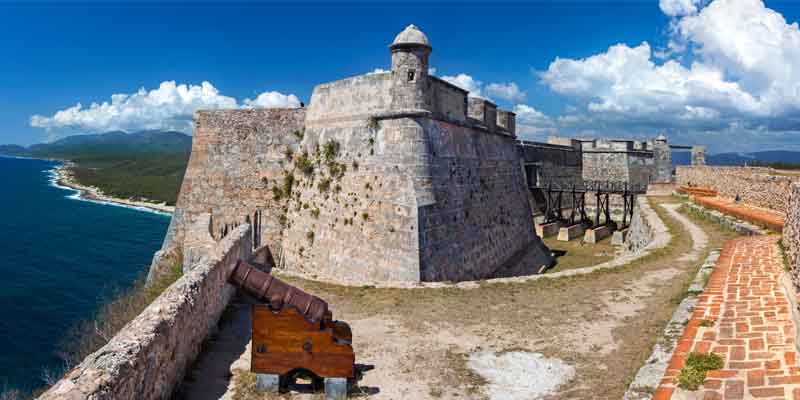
[229, 260, 329, 325]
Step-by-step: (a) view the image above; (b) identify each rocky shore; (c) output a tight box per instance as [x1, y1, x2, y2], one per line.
[54, 162, 175, 214]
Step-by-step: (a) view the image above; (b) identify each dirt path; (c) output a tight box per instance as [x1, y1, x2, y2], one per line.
[179, 198, 740, 400]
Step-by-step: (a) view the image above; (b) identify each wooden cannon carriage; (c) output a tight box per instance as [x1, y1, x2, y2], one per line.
[229, 259, 355, 399]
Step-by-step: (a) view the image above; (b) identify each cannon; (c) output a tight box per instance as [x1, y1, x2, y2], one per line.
[229, 259, 355, 399]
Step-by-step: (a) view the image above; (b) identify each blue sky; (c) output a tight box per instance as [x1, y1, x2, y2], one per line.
[3, 1, 800, 153]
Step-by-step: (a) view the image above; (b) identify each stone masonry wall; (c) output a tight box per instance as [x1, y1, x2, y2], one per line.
[41, 223, 251, 400]
[783, 183, 800, 289]
[583, 152, 630, 182]
[279, 100, 551, 283]
[279, 116, 423, 283]
[676, 166, 797, 213]
[418, 119, 549, 281]
[149, 109, 304, 282]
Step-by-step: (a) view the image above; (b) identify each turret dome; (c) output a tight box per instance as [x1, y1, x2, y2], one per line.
[391, 24, 430, 48]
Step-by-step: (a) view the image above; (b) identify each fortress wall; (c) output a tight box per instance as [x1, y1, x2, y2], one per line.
[431, 77, 468, 122]
[278, 116, 423, 284]
[42, 223, 251, 400]
[159, 109, 304, 260]
[306, 73, 393, 121]
[517, 142, 584, 216]
[279, 107, 550, 283]
[418, 119, 550, 281]
[783, 183, 800, 287]
[583, 151, 631, 182]
[676, 166, 796, 213]
[627, 153, 656, 187]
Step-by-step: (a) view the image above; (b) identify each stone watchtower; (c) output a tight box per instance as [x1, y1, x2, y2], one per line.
[653, 134, 672, 182]
[389, 24, 432, 111]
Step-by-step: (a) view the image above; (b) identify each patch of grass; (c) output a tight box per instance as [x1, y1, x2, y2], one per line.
[322, 140, 340, 164]
[676, 352, 724, 390]
[542, 235, 616, 273]
[779, 240, 792, 272]
[317, 177, 331, 193]
[366, 117, 379, 131]
[292, 128, 304, 141]
[699, 319, 714, 327]
[294, 151, 314, 176]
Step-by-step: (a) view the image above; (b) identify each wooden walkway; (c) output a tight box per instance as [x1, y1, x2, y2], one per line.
[655, 236, 800, 399]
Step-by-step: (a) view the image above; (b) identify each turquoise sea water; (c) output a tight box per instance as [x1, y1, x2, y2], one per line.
[0, 156, 169, 392]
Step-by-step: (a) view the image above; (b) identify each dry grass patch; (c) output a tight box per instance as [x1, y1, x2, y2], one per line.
[543, 235, 616, 272]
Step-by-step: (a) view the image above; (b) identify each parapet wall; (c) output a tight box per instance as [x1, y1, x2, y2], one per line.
[676, 166, 796, 213]
[306, 73, 394, 122]
[42, 223, 251, 400]
[784, 183, 800, 288]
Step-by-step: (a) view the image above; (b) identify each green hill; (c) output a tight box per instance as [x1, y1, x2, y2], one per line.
[1, 131, 191, 205]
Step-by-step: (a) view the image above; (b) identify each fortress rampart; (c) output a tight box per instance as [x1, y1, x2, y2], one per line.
[150, 24, 551, 285]
[784, 183, 800, 289]
[676, 166, 797, 213]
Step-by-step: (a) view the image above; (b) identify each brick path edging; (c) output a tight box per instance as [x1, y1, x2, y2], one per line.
[686, 203, 770, 236]
[623, 250, 721, 400]
[654, 236, 800, 400]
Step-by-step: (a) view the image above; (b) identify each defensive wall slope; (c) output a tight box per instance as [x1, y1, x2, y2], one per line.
[150, 25, 552, 285]
[676, 165, 797, 213]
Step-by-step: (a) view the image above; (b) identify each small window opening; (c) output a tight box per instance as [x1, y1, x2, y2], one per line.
[407, 70, 415, 82]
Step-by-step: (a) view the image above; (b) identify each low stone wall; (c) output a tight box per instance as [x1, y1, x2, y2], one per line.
[40, 224, 252, 400]
[784, 183, 800, 288]
[684, 203, 769, 236]
[676, 166, 797, 213]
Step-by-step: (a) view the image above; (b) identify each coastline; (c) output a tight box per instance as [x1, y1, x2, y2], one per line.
[51, 162, 174, 215]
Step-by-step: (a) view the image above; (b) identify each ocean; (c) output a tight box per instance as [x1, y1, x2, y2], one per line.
[0, 156, 170, 393]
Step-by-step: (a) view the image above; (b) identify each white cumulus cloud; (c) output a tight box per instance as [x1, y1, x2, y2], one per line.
[514, 104, 556, 139]
[539, 0, 800, 151]
[441, 73, 485, 98]
[242, 91, 301, 109]
[31, 80, 301, 135]
[660, 0, 703, 16]
[486, 82, 527, 103]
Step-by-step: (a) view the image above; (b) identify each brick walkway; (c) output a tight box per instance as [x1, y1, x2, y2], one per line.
[655, 236, 799, 399]
[694, 196, 785, 232]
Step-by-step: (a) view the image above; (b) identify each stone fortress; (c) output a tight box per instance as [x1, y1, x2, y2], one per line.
[49, 24, 800, 400]
[151, 24, 553, 285]
[149, 25, 712, 286]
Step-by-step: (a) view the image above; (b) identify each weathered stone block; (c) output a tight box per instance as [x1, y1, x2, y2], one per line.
[611, 228, 628, 246]
[536, 221, 560, 238]
[324, 377, 348, 400]
[256, 374, 280, 392]
[558, 224, 586, 242]
[584, 224, 613, 244]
